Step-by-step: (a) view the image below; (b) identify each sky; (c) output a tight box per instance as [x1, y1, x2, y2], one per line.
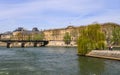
[0, 0, 120, 32]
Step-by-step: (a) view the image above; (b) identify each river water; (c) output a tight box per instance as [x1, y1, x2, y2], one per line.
[0, 47, 119, 75]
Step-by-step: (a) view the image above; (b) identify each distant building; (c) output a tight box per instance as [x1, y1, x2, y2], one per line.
[43, 26, 80, 41]
[12, 27, 40, 40]
[0, 31, 12, 40]
[13, 27, 25, 32]
[32, 27, 39, 32]
[0, 23, 119, 46]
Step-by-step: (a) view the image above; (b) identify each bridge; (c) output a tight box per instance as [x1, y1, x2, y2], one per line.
[0, 40, 49, 48]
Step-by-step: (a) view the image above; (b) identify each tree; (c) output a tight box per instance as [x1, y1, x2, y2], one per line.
[26, 34, 32, 40]
[32, 32, 45, 40]
[39, 32, 45, 40]
[16, 32, 23, 40]
[112, 26, 120, 45]
[63, 32, 71, 45]
[77, 24, 106, 55]
[70, 29, 78, 41]
[103, 22, 120, 45]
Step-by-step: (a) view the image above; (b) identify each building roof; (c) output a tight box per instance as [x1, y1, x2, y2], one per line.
[32, 27, 39, 31]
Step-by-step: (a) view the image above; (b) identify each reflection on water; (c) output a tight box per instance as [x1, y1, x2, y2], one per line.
[0, 47, 119, 75]
[78, 57, 105, 75]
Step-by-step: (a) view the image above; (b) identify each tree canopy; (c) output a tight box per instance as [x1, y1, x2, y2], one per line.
[78, 24, 106, 55]
[112, 26, 120, 45]
[63, 32, 71, 45]
[32, 32, 45, 40]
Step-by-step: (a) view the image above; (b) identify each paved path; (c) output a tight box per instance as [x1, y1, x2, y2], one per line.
[86, 50, 120, 60]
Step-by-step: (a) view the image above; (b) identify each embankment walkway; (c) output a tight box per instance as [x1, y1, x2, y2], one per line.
[86, 50, 120, 61]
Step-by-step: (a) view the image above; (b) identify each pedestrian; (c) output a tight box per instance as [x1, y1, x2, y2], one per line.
[109, 45, 113, 50]
[110, 46, 113, 50]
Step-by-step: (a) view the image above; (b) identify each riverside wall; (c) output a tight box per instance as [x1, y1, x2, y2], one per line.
[0, 42, 44, 48]
[46, 40, 77, 47]
[86, 50, 120, 60]
[0, 41, 77, 47]
[0, 42, 6, 46]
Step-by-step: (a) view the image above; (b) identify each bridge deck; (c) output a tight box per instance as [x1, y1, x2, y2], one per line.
[0, 40, 48, 42]
[0, 40, 49, 48]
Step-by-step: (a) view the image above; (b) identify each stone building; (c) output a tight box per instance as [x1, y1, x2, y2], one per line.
[43, 26, 82, 46]
[43, 26, 80, 41]
[12, 27, 41, 40]
[0, 23, 119, 47]
[0, 27, 42, 40]
[0, 31, 12, 40]
[43, 23, 119, 46]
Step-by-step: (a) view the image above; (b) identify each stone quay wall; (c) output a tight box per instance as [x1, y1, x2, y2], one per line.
[0, 42, 6, 46]
[0, 42, 43, 48]
[0, 41, 77, 47]
[46, 40, 77, 47]
[86, 50, 120, 60]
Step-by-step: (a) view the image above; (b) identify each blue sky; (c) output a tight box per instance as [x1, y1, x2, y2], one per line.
[0, 0, 120, 32]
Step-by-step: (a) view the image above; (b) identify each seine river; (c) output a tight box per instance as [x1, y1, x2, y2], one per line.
[0, 47, 119, 75]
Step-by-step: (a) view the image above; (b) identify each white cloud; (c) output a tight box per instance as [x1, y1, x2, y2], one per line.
[0, 0, 120, 32]
[0, 0, 104, 19]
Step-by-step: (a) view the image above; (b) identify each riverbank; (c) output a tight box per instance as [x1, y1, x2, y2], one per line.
[0, 42, 6, 46]
[86, 50, 120, 61]
[0, 41, 77, 48]
[46, 40, 77, 47]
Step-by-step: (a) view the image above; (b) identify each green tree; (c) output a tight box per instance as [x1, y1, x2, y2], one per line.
[70, 29, 78, 41]
[32, 32, 44, 40]
[78, 24, 106, 55]
[63, 32, 71, 45]
[16, 32, 23, 40]
[26, 34, 32, 40]
[39, 32, 45, 40]
[112, 26, 120, 45]
[103, 22, 119, 45]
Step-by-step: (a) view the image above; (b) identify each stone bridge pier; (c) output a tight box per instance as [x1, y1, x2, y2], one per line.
[21, 42, 25, 48]
[7, 42, 11, 48]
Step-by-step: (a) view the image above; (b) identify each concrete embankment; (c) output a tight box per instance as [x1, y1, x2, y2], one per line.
[86, 50, 120, 60]
[0, 42, 6, 46]
[46, 40, 77, 47]
[0, 40, 77, 47]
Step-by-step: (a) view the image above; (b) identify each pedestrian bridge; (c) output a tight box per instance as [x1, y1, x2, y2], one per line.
[0, 40, 49, 48]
